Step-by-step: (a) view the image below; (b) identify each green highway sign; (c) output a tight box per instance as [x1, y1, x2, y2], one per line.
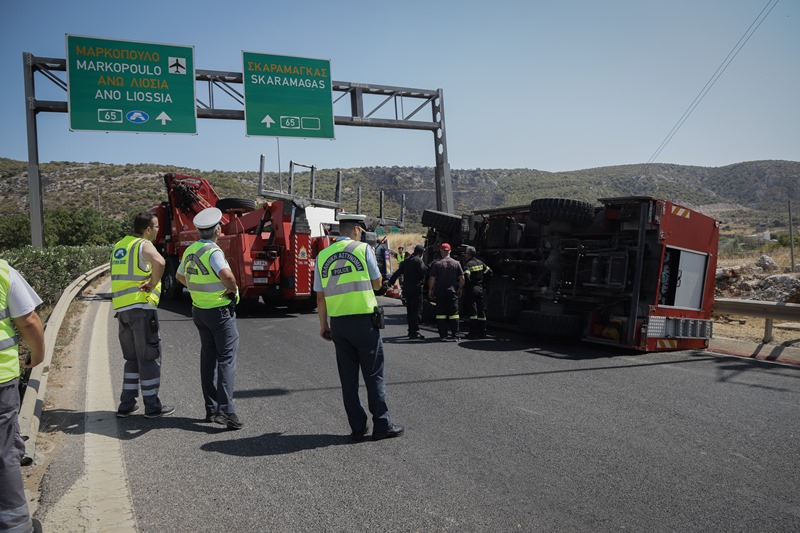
[66, 35, 196, 134]
[243, 52, 334, 139]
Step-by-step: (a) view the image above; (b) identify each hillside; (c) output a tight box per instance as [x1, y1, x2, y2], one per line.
[1, 158, 798, 231]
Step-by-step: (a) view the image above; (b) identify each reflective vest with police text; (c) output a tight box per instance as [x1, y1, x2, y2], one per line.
[180, 241, 236, 309]
[317, 239, 378, 317]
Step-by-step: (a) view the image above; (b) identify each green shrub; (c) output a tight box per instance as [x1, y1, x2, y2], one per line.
[3, 245, 111, 312]
[0, 208, 126, 251]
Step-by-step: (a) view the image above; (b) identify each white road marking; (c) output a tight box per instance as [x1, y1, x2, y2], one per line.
[42, 301, 138, 532]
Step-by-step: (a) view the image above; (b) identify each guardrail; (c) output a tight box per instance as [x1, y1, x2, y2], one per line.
[18, 263, 110, 465]
[714, 297, 800, 344]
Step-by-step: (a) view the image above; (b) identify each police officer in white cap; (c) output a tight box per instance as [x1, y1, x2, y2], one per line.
[314, 213, 403, 441]
[176, 207, 243, 429]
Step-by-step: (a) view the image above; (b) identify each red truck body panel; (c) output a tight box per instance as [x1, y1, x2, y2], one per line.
[153, 173, 333, 308]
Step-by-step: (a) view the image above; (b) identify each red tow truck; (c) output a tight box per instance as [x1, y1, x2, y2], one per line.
[152, 164, 341, 310]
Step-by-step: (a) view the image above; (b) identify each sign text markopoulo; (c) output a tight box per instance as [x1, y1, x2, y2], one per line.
[243, 52, 334, 139]
[66, 35, 196, 134]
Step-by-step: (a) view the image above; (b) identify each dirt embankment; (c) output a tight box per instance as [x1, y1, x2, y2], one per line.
[713, 255, 800, 346]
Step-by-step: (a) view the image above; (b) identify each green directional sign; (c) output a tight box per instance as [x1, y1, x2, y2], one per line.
[66, 35, 196, 134]
[243, 52, 334, 139]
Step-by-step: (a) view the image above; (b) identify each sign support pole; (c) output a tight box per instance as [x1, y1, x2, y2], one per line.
[22, 52, 45, 248]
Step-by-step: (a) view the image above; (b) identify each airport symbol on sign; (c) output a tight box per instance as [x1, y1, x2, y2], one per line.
[169, 57, 187, 74]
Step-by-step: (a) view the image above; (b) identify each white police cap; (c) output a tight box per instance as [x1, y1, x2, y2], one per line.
[336, 212, 366, 223]
[194, 207, 223, 229]
[336, 213, 367, 227]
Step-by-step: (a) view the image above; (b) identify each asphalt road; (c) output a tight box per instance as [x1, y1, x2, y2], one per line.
[41, 294, 800, 532]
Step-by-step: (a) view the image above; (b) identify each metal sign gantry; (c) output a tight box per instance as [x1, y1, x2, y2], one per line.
[23, 52, 453, 248]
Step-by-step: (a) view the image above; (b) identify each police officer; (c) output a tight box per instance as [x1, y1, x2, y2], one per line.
[176, 207, 243, 430]
[0, 259, 45, 533]
[111, 211, 174, 419]
[394, 246, 408, 265]
[315, 213, 403, 441]
[462, 246, 492, 339]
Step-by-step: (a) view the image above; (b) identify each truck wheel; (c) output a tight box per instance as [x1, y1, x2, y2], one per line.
[518, 311, 582, 337]
[288, 295, 317, 314]
[217, 198, 257, 213]
[530, 198, 594, 227]
[162, 258, 183, 300]
[421, 209, 462, 235]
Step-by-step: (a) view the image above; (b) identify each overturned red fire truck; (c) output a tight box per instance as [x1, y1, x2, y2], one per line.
[421, 196, 720, 351]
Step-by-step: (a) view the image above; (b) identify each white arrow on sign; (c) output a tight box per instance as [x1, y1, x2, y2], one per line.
[156, 112, 172, 126]
[261, 115, 275, 128]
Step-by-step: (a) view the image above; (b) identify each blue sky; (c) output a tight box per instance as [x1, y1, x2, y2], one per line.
[1, 0, 797, 174]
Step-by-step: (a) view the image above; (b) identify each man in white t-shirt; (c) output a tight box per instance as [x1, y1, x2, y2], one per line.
[1, 260, 45, 533]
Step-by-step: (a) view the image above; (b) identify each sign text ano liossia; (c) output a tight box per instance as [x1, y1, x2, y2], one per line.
[66, 35, 196, 134]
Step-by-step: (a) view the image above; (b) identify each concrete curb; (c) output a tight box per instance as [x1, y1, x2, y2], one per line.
[18, 263, 110, 465]
[708, 336, 800, 367]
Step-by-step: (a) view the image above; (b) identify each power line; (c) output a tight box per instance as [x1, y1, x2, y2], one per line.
[645, 0, 780, 167]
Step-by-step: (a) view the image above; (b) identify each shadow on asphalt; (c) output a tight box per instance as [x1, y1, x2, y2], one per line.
[157, 296, 308, 320]
[234, 388, 291, 399]
[200, 432, 354, 456]
[41, 409, 227, 440]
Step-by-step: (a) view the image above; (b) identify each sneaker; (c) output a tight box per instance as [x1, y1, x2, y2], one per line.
[144, 405, 175, 419]
[408, 332, 425, 340]
[116, 404, 140, 418]
[214, 412, 243, 430]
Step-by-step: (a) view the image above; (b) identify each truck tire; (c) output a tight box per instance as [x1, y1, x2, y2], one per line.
[217, 198, 257, 213]
[529, 198, 594, 227]
[288, 294, 318, 313]
[518, 311, 582, 338]
[162, 257, 183, 300]
[421, 209, 462, 235]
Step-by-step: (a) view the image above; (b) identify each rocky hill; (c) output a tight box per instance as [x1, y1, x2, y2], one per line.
[1, 158, 798, 231]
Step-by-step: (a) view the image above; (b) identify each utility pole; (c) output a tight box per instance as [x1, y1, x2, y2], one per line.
[790, 201, 796, 272]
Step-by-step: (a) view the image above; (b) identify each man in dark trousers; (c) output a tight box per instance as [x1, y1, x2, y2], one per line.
[111, 211, 174, 419]
[462, 246, 492, 339]
[0, 259, 45, 533]
[177, 207, 243, 430]
[388, 244, 427, 340]
[427, 243, 465, 341]
[315, 213, 404, 441]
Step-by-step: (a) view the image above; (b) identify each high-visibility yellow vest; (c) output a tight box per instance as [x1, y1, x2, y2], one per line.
[111, 236, 161, 310]
[317, 239, 377, 317]
[0, 259, 21, 384]
[180, 241, 237, 309]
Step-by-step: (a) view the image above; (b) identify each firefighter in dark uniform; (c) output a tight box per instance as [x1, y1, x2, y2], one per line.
[462, 246, 492, 339]
[427, 243, 465, 341]
[388, 244, 427, 339]
[315, 213, 404, 441]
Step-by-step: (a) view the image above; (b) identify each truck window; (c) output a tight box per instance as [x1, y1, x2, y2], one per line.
[659, 247, 708, 309]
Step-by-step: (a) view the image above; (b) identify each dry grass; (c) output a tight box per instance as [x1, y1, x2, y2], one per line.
[382, 232, 428, 271]
[718, 245, 798, 270]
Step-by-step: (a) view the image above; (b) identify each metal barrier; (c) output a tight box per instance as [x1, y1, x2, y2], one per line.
[714, 298, 800, 344]
[18, 263, 110, 465]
